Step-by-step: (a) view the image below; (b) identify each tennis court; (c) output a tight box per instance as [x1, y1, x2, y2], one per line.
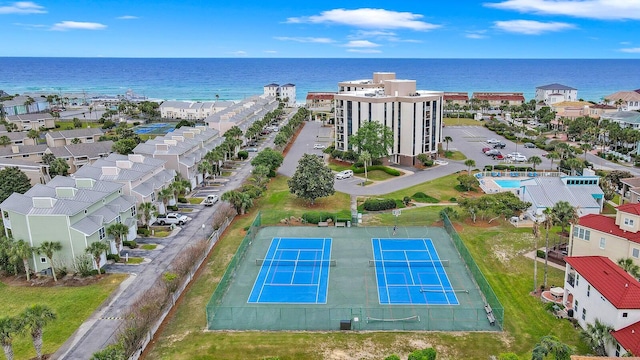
[372, 238, 459, 305]
[248, 238, 332, 304]
[206, 214, 503, 331]
[133, 122, 176, 135]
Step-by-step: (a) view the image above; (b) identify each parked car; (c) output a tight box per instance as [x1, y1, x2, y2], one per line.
[524, 142, 536, 148]
[313, 144, 326, 149]
[336, 170, 354, 180]
[494, 154, 505, 160]
[487, 138, 500, 144]
[482, 147, 491, 154]
[203, 194, 219, 206]
[155, 213, 189, 225]
[246, 147, 258, 152]
[434, 160, 448, 165]
[485, 149, 501, 156]
[512, 155, 527, 162]
[507, 152, 523, 158]
[493, 142, 506, 149]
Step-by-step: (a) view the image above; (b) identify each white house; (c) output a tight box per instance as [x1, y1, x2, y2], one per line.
[535, 84, 578, 105]
[263, 83, 296, 106]
[563, 256, 640, 357]
[334, 72, 444, 167]
[604, 90, 640, 111]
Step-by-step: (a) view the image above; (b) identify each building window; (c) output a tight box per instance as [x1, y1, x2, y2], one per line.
[624, 218, 634, 226]
[99, 227, 105, 240]
[585, 230, 590, 241]
[578, 228, 584, 239]
[581, 308, 586, 320]
[587, 285, 591, 297]
[623, 312, 628, 318]
[616, 343, 621, 357]
[40, 257, 47, 263]
[130, 206, 136, 217]
[116, 216, 121, 223]
[576, 274, 579, 286]
[633, 248, 639, 258]
[599, 238, 606, 249]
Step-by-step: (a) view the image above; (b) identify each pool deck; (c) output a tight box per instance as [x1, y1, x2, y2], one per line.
[476, 171, 564, 195]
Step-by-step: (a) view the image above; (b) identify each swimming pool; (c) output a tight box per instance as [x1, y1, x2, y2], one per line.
[494, 180, 523, 189]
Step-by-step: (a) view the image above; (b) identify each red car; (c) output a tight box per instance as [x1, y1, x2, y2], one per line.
[494, 154, 505, 160]
[482, 147, 491, 153]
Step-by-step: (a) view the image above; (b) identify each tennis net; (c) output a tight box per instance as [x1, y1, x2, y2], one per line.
[255, 259, 337, 267]
[368, 259, 449, 267]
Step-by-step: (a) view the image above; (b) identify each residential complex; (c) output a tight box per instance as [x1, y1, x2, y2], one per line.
[305, 92, 335, 110]
[334, 72, 444, 166]
[535, 83, 578, 105]
[0, 176, 138, 272]
[159, 100, 233, 120]
[5, 113, 56, 131]
[0, 95, 50, 116]
[205, 95, 279, 135]
[263, 83, 296, 106]
[471, 92, 525, 107]
[563, 256, 640, 357]
[45, 128, 104, 147]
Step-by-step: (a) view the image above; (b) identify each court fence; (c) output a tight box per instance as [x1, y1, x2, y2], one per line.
[442, 213, 504, 329]
[206, 211, 261, 328]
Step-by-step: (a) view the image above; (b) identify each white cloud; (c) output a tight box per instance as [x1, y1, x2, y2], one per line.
[493, 19, 575, 34]
[287, 8, 440, 31]
[466, 30, 488, 39]
[0, 1, 45, 14]
[620, 41, 631, 45]
[274, 36, 334, 43]
[264, 50, 278, 54]
[485, 0, 640, 20]
[51, 21, 107, 31]
[230, 50, 247, 56]
[13, 22, 46, 28]
[117, 15, 138, 20]
[347, 49, 382, 53]
[343, 40, 380, 48]
[620, 47, 640, 53]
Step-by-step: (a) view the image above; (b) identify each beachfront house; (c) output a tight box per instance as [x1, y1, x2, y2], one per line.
[305, 92, 335, 110]
[563, 256, 640, 357]
[604, 90, 640, 111]
[205, 95, 279, 136]
[73, 153, 175, 214]
[0, 176, 138, 272]
[569, 203, 640, 268]
[263, 83, 296, 106]
[535, 83, 577, 106]
[133, 126, 222, 189]
[5, 113, 56, 131]
[0, 95, 49, 116]
[159, 100, 231, 120]
[334, 72, 444, 167]
[45, 128, 105, 147]
[443, 92, 469, 107]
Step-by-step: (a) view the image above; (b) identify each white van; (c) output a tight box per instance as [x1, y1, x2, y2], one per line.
[336, 170, 353, 180]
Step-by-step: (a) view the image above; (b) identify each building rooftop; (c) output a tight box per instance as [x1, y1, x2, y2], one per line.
[578, 214, 640, 244]
[47, 128, 104, 140]
[602, 111, 640, 124]
[611, 321, 640, 356]
[565, 256, 640, 309]
[537, 83, 577, 91]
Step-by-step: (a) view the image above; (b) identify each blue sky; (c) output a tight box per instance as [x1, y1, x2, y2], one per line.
[1, 0, 640, 58]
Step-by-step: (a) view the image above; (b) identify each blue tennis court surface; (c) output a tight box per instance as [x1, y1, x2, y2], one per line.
[372, 238, 459, 305]
[248, 238, 332, 304]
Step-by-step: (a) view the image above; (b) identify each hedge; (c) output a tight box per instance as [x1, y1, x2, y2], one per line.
[301, 211, 336, 224]
[352, 165, 401, 176]
[363, 198, 396, 211]
[411, 192, 439, 203]
[123, 240, 138, 248]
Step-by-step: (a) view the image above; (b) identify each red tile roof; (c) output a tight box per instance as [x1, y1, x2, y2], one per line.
[578, 214, 640, 244]
[618, 203, 640, 215]
[472, 92, 525, 102]
[565, 256, 640, 309]
[444, 92, 469, 101]
[612, 320, 640, 356]
[306, 93, 335, 100]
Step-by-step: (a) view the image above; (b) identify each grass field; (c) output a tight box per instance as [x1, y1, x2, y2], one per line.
[144, 173, 588, 359]
[0, 274, 126, 359]
[443, 117, 484, 126]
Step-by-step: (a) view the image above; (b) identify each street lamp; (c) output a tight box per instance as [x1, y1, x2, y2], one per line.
[201, 223, 206, 241]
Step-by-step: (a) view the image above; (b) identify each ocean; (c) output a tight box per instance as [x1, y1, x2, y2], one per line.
[0, 58, 638, 103]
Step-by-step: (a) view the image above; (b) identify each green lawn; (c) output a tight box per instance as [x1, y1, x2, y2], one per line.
[145, 173, 588, 359]
[141, 244, 157, 250]
[444, 117, 484, 126]
[356, 169, 396, 181]
[382, 173, 471, 203]
[0, 274, 126, 359]
[54, 120, 102, 129]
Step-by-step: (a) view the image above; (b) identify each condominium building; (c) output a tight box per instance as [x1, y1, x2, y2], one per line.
[334, 72, 444, 166]
[5, 113, 56, 131]
[0, 176, 138, 271]
[159, 100, 232, 120]
[471, 92, 525, 107]
[45, 128, 105, 147]
[205, 95, 279, 136]
[535, 83, 578, 105]
[263, 83, 296, 106]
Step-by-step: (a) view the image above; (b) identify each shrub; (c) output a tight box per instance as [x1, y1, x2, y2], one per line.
[302, 211, 335, 224]
[74, 254, 94, 277]
[412, 192, 439, 203]
[449, 197, 457, 202]
[123, 240, 138, 248]
[423, 159, 434, 167]
[167, 205, 179, 211]
[132, 121, 140, 126]
[408, 348, 437, 360]
[237, 150, 249, 160]
[536, 249, 545, 258]
[137, 227, 151, 237]
[107, 254, 121, 262]
[177, 197, 188, 203]
[403, 196, 411, 206]
[363, 198, 396, 211]
[385, 356, 401, 360]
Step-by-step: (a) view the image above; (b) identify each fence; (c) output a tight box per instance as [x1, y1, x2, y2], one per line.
[442, 213, 505, 329]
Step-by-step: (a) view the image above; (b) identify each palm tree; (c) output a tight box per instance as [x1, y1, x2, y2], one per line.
[580, 143, 592, 160]
[617, 258, 640, 279]
[464, 159, 476, 174]
[137, 202, 157, 229]
[528, 156, 542, 171]
[443, 136, 453, 151]
[542, 207, 554, 289]
[20, 304, 57, 360]
[27, 129, 40, 145]
[359, 151, 371, 183]
[157, 187, 173, 213]
[0, 136, 11, 147]
[85, 241, 109, 272]
[0, 316, 19, 360]
[552, 200, 579, 236]
[547, 151, 559, 171]
[197, 161, 212, 186]
[37, 241, 62, 282]
[106, 223, 129, 253]
[11, 239, 34, 281]
[580, 319, 614, 356]
[532, 335, 573, 360]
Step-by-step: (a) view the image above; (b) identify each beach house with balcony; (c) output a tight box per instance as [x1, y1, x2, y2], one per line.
[334, 72, 444, 167]
[263, 83, 296, 106]
[159, 100, 232, 120]
[305, 92, 335, 110]
[535, 84, 578, 106]
[569, 203, 640, 268]
[563, 256, 640, 357]
[0, 176, 138, 271]
[604, 90, 640, 111]
[133, 126, 221, 189]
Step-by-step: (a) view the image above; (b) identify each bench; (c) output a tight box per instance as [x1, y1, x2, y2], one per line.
[318, 222, 329, 227]
[484, 304, 493, 314]
[487, 312, 496, 326]
[335, 222, 346, 227]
